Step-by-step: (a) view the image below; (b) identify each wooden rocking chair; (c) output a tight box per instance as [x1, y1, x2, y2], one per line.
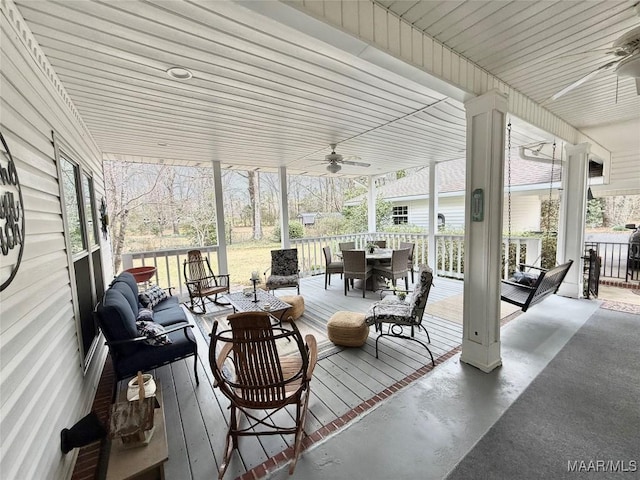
[209, 312, 317, 478]
[183, 250, 230, 313]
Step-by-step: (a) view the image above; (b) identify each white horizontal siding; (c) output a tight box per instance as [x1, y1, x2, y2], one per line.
[506, 194, 542, 232]
[438, 196, 465, 229]
[602, 151, 640, 196]
[391, 196, 465, 230]
[407, 199, 428, 227]
[391, 194, 542, 232]
[1, 4, 108, 479]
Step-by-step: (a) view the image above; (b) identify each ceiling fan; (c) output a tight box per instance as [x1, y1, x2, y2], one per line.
[551, 23, 640, 100]
[323, 144, 370, 173]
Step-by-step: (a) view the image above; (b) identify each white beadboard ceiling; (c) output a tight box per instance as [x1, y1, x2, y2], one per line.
[12, 0, 640, 177]
[380, 0, 640, 152]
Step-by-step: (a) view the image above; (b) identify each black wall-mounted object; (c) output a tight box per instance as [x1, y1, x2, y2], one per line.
[0, 131, 26, 291]
[99, 197, 109, 240]
[60, 411, 107, 454]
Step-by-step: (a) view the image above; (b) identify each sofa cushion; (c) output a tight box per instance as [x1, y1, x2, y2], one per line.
[112, 281, 140, 316]
[153, 295, 180, 312]
[113, 327, 197, 380]
[110, 272, 139, 297]
[98, 289, 138, 355]
[139, 285, 168, 308]
[136, 320, 172, 346]
[153, 304, 188, 327]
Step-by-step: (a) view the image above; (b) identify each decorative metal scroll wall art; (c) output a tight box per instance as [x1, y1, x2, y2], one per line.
[0, 131, 25, 291]
[100, 197, 109, 239]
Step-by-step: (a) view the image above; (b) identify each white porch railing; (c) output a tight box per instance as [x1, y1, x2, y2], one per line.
[119, 234, 541, 292]
[292, 232, 541, 280]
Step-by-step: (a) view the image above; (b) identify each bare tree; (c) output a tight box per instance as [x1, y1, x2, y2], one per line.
[248, 170, 262, 239]
[104, 161, 166, 272]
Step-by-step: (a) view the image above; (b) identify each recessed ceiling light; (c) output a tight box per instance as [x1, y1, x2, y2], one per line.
[166, 67, 192, 80]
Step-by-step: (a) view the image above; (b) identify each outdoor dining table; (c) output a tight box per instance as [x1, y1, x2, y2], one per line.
[337, 248, 393, 291]
[336, 248, 393, 262]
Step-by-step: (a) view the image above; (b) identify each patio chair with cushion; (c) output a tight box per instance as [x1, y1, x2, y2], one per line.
[323, 246, 343, 289]
[183, 250, 230, 313]
[265, 248, 300, 294]
[342, 249, 373, 298]
[209, 311, 317, 478]
[374, 248, 411, 291]
[365, 265, 435, 366]
[374, 240, 387, 248]
[399, 241, 416, 283]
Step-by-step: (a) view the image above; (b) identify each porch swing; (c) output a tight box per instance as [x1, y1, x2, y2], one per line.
[500, 122, 573, 312]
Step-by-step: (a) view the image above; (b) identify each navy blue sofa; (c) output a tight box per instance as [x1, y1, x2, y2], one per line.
[96, 272, 199, 384]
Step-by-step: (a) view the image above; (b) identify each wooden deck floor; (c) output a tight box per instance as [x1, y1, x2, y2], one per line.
[136, 275, 465, 480]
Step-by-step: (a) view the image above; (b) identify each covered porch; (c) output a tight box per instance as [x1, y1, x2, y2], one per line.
[128, 275, 606, 480]
[2, 1, 639, 480]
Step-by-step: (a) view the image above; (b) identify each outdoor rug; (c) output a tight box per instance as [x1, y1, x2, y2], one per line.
[425, 293, 521, 325]
[193, 308, 341, 359]
[600, 300, 640, 315]
[446, 307, 640, 480]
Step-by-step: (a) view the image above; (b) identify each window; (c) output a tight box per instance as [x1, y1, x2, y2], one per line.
[57, 148, 104, 367]
[60, 157, 85, 255]
[392, 206, 408, 224]
[82, 174, 98, 246]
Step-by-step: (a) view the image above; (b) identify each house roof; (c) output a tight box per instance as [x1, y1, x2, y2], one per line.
[347, 156, 562, 205]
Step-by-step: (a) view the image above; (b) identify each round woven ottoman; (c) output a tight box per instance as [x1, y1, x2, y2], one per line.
[327, 311, 368, 347]
[279, 295, 305, 321]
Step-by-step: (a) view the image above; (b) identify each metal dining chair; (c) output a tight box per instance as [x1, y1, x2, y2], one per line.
[365, 265, 435, 365]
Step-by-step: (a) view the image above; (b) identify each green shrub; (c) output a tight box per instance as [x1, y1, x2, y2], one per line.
[272, 221, 305, 241]
[612, 225, 627, 231]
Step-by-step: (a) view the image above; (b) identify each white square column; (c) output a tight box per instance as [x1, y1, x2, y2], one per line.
[367, 175, 377, 234]
[212, 160, 228, 275]
[278, 166, 290, 249]
[461, 90, 508, 373]
[427, 161, 439, 273]
[556, 143, 589, 298]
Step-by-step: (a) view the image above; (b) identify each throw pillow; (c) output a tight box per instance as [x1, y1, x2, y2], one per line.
[136, 320, 172, 346]
[139, 285, 168, 308]
[510, 271, 539, 287]
[137, 308, 154, 322]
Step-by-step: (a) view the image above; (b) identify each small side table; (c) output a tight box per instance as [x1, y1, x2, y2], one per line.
[107, 382, 168, 480]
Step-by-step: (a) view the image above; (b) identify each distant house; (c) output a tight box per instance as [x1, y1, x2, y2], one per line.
[345, 157, 562, 232]
[297, 213, 318, 226]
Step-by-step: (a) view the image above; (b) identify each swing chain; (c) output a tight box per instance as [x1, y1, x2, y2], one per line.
[545, 141, 557, 239]
[507, 122, 512, 243]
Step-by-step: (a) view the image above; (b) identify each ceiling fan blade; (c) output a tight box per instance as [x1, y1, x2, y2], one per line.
[551, 61, 618, 101]
[342, 160, 371, 167]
